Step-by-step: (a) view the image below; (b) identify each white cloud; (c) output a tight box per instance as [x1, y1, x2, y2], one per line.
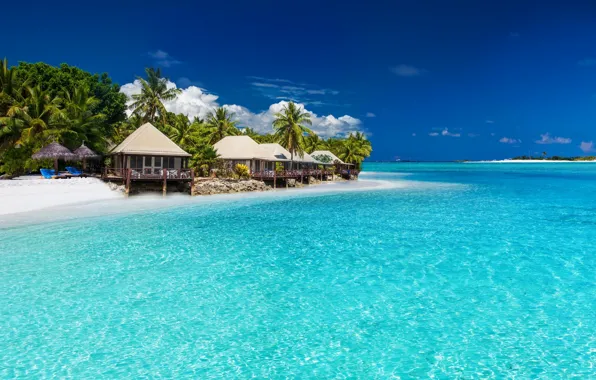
[366, 112, 376, 118]
[535, 133, 572, 144]
[391, 64, 426, 77]
[500, 137, 521, 144]
[120, 80, 363, 137]
[249, 77, 339, 100]
[251, 82, 279, 88]
[428, 128, 459, 137]
[412, 133, 416, 137]
[580, 141, 594, 153]
[490, 133, 496, 136]
[441, 128, 460, 137]
[148, 50, 181, 67]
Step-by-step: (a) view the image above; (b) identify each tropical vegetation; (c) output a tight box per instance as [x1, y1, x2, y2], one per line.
[0, 58, 373, 176]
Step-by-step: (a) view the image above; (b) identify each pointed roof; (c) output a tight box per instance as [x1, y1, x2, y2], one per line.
[110, 123, 190, 157]
[32, 142, 78, 160]
[300, 151, 324, 164]
[256, 143, 292, 161]
[213, 135, 261, 159]
[74, 143, 100, 159]
[310, 150, 344, 164]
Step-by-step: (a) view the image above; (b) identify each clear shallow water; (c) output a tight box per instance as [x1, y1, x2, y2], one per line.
[1, 163, 595, 378]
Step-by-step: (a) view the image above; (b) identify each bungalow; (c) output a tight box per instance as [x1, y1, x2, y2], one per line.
[103, 122, 194, 193]
[309, 150, 357, 178]
[214, 136, 327, 172]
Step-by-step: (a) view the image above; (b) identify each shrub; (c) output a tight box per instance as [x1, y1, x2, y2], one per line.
[275, 162, 284, 173]
[199, 164, 210, 177]
[234, 163, 250, 179]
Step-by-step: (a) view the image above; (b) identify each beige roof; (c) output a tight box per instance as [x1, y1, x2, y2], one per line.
[256, 143, 292, 161]
[213, 136, 261, 159]
[214, 136, 327, 163]
[110, 123, 191, 157]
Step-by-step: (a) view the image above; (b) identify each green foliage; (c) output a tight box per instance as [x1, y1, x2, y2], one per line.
[234, 163, 250, 179]
[272, 102, 312, 166]
[312, 154, 333, 163]
[205, 107, 240, 144]
[129, 67, 181, 124]
[0, 58, 126, 174]
[275, 162, 284, 173]
[1, 58, 374, 175]
[199, 164, 210, 177]
[12, 61, 126, 126]
[304, 134, 327, 153]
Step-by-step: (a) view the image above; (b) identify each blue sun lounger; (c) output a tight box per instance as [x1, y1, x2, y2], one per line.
[65, 166, 84, 176]
[40, 169, 55, 179]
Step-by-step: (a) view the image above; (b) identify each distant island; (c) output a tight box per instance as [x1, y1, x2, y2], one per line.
[509, 155, 596, 161]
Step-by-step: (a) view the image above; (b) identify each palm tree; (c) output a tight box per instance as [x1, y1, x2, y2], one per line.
[191, 145, 220, 176]
[205, 107, 240, 144]
[338, 138, 368, 168]
[350, 131, 372, 156]
[272, 102, 313, 168]
[129, 67, 181, 124]
[0, 58, 18, 99]
[3, 85, 63, 145]
[54, 85, 105, 148]
[0, 58, 23, 119]
[166, 114, 202, 151]
[303, 134, 326, 153]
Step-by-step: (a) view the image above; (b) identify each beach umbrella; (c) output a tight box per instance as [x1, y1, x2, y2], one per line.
[32, 142, 77, 175]
[74, 142, 101, 170]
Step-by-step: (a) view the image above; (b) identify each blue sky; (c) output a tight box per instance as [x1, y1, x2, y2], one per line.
[4, 0, 596, 160]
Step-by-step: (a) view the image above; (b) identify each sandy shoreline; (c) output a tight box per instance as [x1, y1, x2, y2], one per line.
[0, 176, 123, 216]
[0, 175, 439, 228]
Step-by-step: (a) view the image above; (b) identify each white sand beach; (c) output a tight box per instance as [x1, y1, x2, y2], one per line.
[0, 176, 123, 216]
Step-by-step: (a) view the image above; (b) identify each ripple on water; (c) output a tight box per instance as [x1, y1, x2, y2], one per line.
[0, 166, 595, 377]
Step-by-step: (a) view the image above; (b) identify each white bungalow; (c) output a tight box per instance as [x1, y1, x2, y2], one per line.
[213, 136, 327, 172]
[109, 122, 191, 175]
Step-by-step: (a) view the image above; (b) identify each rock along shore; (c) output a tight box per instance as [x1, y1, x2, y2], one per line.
[192, 178, 271, 196]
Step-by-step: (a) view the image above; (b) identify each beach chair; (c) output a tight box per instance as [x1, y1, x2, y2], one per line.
[40, 169, 55, 179]
[65, 166, 86, 177]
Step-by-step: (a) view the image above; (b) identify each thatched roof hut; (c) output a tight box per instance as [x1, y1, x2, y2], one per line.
[32, 143, 77, 161]
[74, 144, 100, 159]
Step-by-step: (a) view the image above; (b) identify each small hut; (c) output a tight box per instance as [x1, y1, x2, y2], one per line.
[74, 143, 101, 170]
[32, 142, 77, 174]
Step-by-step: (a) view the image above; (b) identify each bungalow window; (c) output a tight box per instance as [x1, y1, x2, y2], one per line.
[130, 156, 143, 169]
[164, 157, 175, 169]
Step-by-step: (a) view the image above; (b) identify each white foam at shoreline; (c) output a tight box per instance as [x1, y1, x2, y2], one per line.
[0, 177, 452, 228]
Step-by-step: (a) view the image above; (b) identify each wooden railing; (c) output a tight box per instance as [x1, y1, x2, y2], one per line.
[251, 169, 334, 179]
[102, 168, 193, 180]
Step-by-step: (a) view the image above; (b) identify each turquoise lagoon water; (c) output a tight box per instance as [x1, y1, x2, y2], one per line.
[1, 163, 595, 378]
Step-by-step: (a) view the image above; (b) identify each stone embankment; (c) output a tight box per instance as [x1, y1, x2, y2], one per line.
[192, 178, 271, 195]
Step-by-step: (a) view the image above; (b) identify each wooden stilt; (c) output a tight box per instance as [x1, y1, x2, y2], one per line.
[190, 168, 195, 195]
[125, 168, 131, 196]
[162, 168, 167, 196]
[274, 170, 277, 189]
